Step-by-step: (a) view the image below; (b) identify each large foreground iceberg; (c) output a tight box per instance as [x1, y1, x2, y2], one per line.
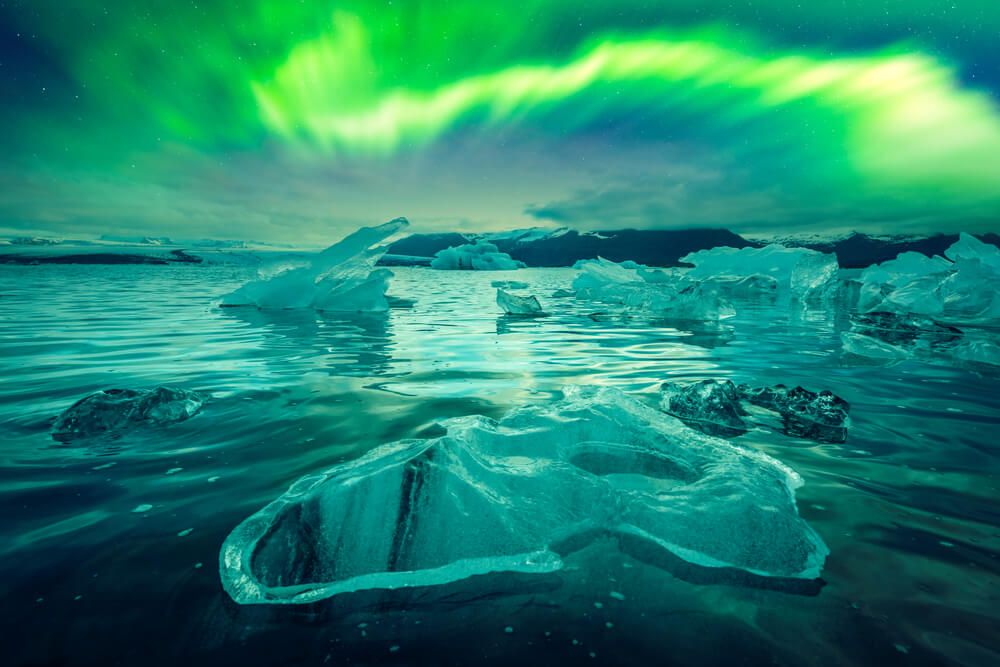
[52, 387, 204, 442]
[220, 218, 408, 311]
[680, 244, 838, 301]
[430, 240, 525, 270]
[573, 258, 735, 321]
[220, 386, 827, 604]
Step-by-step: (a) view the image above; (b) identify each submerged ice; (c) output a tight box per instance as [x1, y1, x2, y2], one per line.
[660, 380, 850, 444]
[496, 288, 545, 316]
[430, 240, 525, 271]
[572, 258, 735, 321]
[220, 386, 827, 605]
[52, 387, 204, 442]
[220, 218, 407, 311]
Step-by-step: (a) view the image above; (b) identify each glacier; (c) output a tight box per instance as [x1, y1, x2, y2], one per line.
[680, 244, 838, 301]
[220, 386, 828, 605]
[220, 218, 407, 311]
[51, 387, 205, 442]
[496, 288, 545, 316]
[430, 240, 525, 271]
[572, 258, 735, 321]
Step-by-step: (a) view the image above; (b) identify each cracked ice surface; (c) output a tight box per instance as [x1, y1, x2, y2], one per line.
[220, 386, 827, 605]
[220, 218, 408, 311]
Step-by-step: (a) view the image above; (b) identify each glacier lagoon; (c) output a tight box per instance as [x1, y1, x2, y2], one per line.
[1, 261, 999, 666]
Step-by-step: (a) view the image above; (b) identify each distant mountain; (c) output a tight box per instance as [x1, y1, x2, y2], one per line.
[381, 228, 1000, 268]
[382, 228, 754, 267]
[801, 232, 1000, 268]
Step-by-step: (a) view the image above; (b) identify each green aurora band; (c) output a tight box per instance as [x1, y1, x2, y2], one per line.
[2, 1, 999, 238]
[254, 12, 1000, 197]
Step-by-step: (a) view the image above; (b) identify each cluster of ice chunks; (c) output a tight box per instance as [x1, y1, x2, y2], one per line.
[220, 218, 408, 311]
[51, 387, 204, 442]
[857, 233, 1000, 325]
[496, 288, 545, 316]
[680, 244, 838, 301]
[660, 379, 850, 444]
[572, 258, 735, 321]
[430, 240, 526, 271]
[220, 386, 828, 605]
[843, 235, 1000, 365]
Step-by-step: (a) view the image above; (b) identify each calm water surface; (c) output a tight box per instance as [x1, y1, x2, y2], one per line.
[0, 264, 997, 666]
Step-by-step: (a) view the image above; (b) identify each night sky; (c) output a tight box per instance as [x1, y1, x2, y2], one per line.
[1, 1, 998, 243]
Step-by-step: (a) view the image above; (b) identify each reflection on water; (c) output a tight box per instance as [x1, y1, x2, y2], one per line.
[0, 264, 998, 666]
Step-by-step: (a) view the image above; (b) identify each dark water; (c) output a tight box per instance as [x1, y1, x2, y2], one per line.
[0, 264, 997, 666]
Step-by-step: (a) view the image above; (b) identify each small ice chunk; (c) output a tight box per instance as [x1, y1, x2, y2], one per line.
[430, 240, 525, 271]
[492, 280, 529, 289]
[177, 528, 193, 537]
[221, 218, 407, 311]
[660, 380, 748, 437]
[220, 386, 827, 605]
[132, 504, 153, 513]
[165, 467, 183, 475]
[496, 288, 545, 316]
[52, 387, 204, 442]
[609, 591, 625, 601]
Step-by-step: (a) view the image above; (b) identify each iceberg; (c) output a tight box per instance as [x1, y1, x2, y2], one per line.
[220, 218, 407, 311]
[496, 288, 545, 316]
[430, 240, 525, 271]
[660, 379, 748, 437]
[680, 244, 838, 300]
[738, 384, 851, 444]
[52, 387, 204, 442]
[857, 234, 1000, 325]
[573, 258, 735, 321]
[220, 387, 827, 604]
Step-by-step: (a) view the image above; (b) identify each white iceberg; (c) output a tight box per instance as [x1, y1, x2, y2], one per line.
[680, 244, 838, 301]
[430, 240, 525, 271]
[220, 386, 827, 605]
[220, 218, 408, 311]
[573, 258, 734, 321]
[496, 288, 545, 316]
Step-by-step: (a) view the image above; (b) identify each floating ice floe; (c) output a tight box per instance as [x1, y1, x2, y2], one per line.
[660, 379, 851, 443]
[52, 387, 204, 442]
[496, 288, 545, 316]
[572, 258, 735, 321]
[856, 233, 1000, 325]
[220, 218, 408, 311]
[491, 280, 529, 290]
[430, 240, 525, 271]
[680, 244, 838, 301]
[220, 386, 827, 605]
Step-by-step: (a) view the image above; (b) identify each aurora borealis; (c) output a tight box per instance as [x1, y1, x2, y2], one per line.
[1, 1, 998, 242]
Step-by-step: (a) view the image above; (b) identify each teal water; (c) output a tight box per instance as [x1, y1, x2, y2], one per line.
[1, 264, 997, 666]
